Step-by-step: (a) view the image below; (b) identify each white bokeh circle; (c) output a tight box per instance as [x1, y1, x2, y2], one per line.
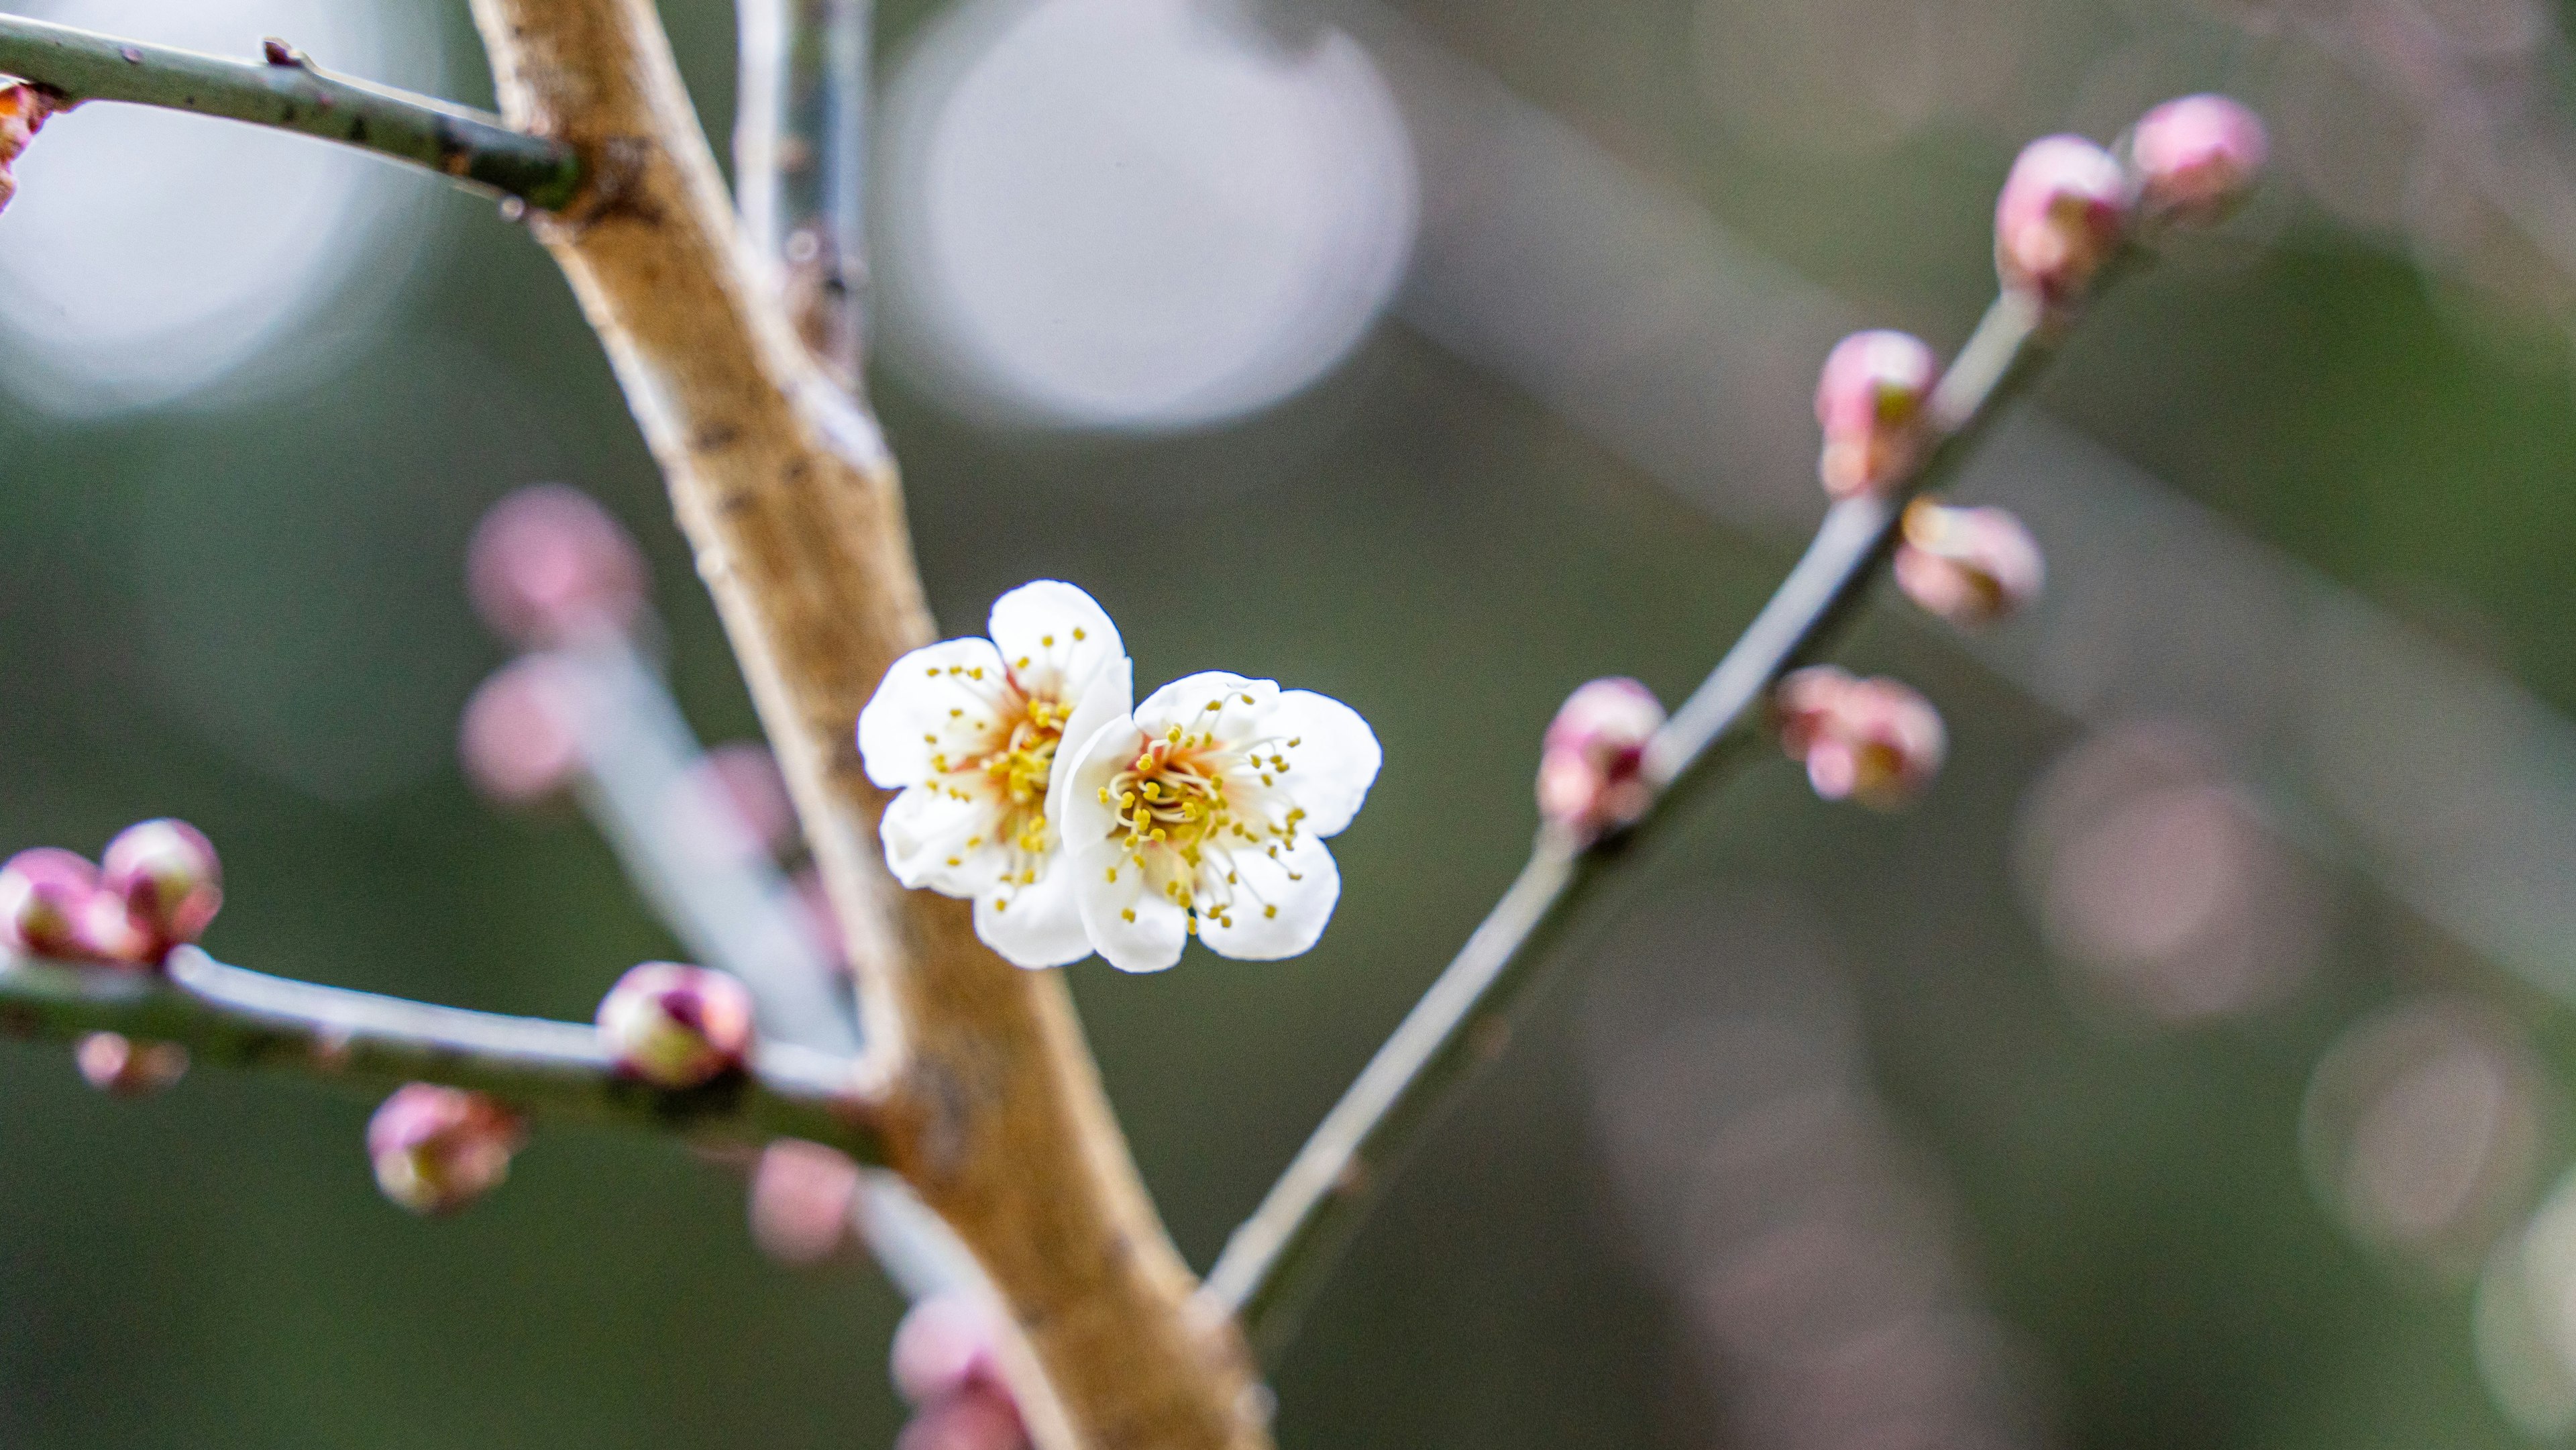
[0, 0, 439, 415]
[879, 0, 1418, 430]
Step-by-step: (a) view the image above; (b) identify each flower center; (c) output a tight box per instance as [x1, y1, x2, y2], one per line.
[1108, 729, 1230, 866]
[977, 694, 1072, 853]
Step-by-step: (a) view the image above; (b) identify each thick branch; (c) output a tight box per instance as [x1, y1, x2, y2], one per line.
[0, 948, 883, 1158]
[1205, 289, 2065, 1356]
[0, 14, 580, 207]
[464, 3, 1267, 1447]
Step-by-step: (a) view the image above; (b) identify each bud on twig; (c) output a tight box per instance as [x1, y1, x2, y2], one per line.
[1775, 666, 1946, 809]
[1815, 330, 1937, 501]
[76, 1033, 188, 1096]
[749, 1139, 860, 1265]
[0, 847, 107, 960]
[1893, 501, 2044, 627]
[459, 656, 582, 806]
[368, 1084, 525, 1216]
[892, 1295, 1029, 1450]
[2129, 94, 2267, 228]
[596, 962, 755, 1088]
[1995, 136, 2130, 311]
[1536, 678, 1665, 841]
[0, 81, 60, 217]
[99, 818, 223, 962]
[467, 485, 648, 649]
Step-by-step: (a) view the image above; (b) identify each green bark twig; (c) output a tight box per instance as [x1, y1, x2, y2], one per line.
[0, 946, 886, 1161]
[0, 13, 581, 208]
[1203, 284, 2078, 1358]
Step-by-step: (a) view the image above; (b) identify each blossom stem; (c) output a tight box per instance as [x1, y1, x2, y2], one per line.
[1205, 279, 2081, 1359]
[0, 13, 582, 209]
[0, 947, 885, 1160]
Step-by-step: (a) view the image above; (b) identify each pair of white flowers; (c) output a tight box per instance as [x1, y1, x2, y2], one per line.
[857, 582, 1381, 973]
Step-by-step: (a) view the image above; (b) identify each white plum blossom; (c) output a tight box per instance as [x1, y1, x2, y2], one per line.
[857, 582, 1132, 968]
[1061, 672, 1380, 973]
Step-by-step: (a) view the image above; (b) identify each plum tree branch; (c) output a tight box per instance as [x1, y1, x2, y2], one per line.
[1203, 287, 2079, 1357]
[0, 13, 581, 208]
[0, 947, 885, 1158]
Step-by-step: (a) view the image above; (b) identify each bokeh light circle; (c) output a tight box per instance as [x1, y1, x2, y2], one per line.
[877, 0, 1419, 430]
[0, 0, 438, 415]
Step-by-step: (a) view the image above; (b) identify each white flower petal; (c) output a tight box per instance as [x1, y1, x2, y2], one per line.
[973, 862, 1091, 968]
[1141, 670, 1276, 735]
[1261, 689, 1381, 837]
[1074, 840, 1189, 972]
[857, 637, 1010, 788]
[1044, 655, 1133, 849]
[1061, 715, 1147, 855]
[989, 580, 1123, 705]
[1199, 834, 1342, 961]
[879, 779, 1010, 895]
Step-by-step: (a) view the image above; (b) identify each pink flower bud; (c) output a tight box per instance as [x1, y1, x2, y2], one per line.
[1892, 501, 2045, 627]
[1536, 677, 1665, 840]
[459, 657, 582, 806]
[1775, 666, 1946, 810]
[1995, 136, 2130, 309]
[892, 1294, 1010, 1406]
[896, 1392, 1028, 1450]
[466, 485, 647, 649]
[368, 1084, 525, 1216]
[99, 819, 223, 961]
[596, 962, 755, 1088]
[0, 847, 105, 960]
[0, 83, 59, 217]
[698, 742, 799, 858]
[749, 1139, 860, 1265]
[76, 1033, 188, 1096]
[1814, 330, 1938, 501]
[2130, 95, 2266, 227]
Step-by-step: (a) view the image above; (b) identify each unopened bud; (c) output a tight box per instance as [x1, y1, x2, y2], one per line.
[368, 1084, 524, 1215]
[466, 485, 647, 648]
[99, 819, 223, 961]
[1815, 330, 1938, 501]
[0, 847, 103, 959]
[892, 1294, 1011, 1406]
[2130, 94, 2266, 227]
[0, 82, 59, 217]
[1775, 666, 1946, 810]
[1995, 136, 2130, 309]
[749, 1139, 860, 1265]
[460, 656, 582, 805]
[76, 1033, 189, 1096]
[896, 1392, 1028, 1450]
[1893, 501, 2044, 627]
[1536, 678, 1664, 840]
[596, 962, 755, 1088]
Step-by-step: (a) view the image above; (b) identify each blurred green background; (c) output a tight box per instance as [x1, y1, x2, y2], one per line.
[5, 0, 2576, 1447]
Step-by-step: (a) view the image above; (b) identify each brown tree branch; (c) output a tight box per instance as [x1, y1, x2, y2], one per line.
[462, 3, 1269, 1446]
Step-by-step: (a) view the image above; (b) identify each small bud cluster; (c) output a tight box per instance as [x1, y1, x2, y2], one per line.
[1775, 667, 1946, 811]
[2129, 94, 2267, 229]
[1994, 136, 2131, 311]
[1, 819, 223, 967]
[1892, 501, 2044, 627]
[596, 962, 755, 1089]
[1536, 678, 1665, 842]
[458, 486, 657, 811]
[892, 1295, 1030, 1450]
[0, 81, 59, 216]
[368, 1084, 525, 1216]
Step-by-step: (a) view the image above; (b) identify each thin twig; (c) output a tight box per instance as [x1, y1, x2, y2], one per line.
[0, 14, 581, 208]
[735, 0, 873, 382]
[1203, 285, 2066, 1357]
[0, 947, 885, 1160]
